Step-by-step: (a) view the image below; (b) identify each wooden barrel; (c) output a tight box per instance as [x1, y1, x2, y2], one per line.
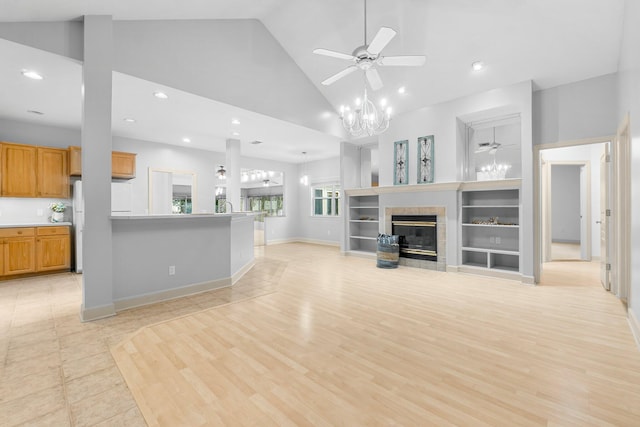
[377, 242, 399, 268]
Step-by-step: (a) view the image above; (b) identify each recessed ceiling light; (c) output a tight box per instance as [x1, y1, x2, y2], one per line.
[27, 110, 44, 115]
[398, 86, 406, 94]
[182, 137, 191, 143]
[123, 118, 136, 123]
[232, 131, 240, 136]
[21, 70, 44, 80]
[472, 61, 484, 71]
[153, 91, 168, 99]
[231, 118, 241, 125]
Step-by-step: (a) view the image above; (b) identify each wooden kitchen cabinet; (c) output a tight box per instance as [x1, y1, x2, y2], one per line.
[36, 226, 70, 272]
[37, 147, 69, 198]
[0, 228, 36, 276]
[111, 151, 137, 179]
[69, 146, 137, 179]
[1, 142, 37, 197]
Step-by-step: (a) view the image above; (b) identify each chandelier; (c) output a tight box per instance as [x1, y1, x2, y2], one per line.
[340, 85, 391, 137]
[216, 165, 226, 179]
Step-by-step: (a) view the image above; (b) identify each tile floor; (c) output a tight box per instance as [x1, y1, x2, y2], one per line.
[0, 248, 285, 426]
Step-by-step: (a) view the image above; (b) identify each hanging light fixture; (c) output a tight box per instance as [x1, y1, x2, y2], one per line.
[340, 79, 391, 137]
[299, 151, 309, 186]
[216, 165, 226, 179]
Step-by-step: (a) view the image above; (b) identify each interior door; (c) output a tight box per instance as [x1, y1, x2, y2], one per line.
[579, 165, 588, 260]
[600, 146, 610, 290]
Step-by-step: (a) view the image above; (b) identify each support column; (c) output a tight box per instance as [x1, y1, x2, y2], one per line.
[81, 15, 115, 321]
[226, 139, 241, 212]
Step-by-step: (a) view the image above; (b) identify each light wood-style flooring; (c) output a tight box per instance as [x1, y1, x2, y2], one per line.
[110, 244, 640, 426]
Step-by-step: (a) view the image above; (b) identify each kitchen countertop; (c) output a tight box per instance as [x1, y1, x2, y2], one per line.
[0, 222, 72, 228]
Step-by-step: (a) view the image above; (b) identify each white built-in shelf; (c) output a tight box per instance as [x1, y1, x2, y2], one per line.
[459, 189, 521, 279]
[462, 205, 519, 209]
[461, 223, 519, 229]
[461, 247, 519, 256]
[349, 235, 377, 241]
[350, 206, 379, 209]
[349, 220, 379, 223]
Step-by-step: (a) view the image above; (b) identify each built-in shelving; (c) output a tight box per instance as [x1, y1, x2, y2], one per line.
[347, 194, 379, 255]
[459, 188, 520, 277]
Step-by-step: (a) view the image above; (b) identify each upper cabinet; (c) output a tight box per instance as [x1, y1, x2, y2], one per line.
[69, 146, 136, 179]
[37, 147, 69, 198]
[1, 143, 37, 197]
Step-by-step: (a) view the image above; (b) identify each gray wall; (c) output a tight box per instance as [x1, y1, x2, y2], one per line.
[533, 73, 618, 145]
[551, 165, 580, 243]
[617, 0, 640, 317]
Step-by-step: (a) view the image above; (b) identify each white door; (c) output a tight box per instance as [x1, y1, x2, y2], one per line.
[600, 147, 610, 290]
[579, 165, 588, 260]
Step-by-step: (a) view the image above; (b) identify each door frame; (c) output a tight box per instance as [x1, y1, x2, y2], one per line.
[612, 114, 631, 301]
[541, 160, 591, 262]
[533, 136, 613, 283]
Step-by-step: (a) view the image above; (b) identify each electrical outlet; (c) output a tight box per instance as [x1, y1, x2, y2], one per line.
[37, 209, 44, 216]
[169, 265, 176, 276]
[496, 237, 501, 244]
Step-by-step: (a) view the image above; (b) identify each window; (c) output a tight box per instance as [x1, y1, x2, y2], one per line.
[312, 184, 340, 216]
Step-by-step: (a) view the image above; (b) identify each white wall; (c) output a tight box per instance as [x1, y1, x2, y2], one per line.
[297, 156, 342, 245]
[542, 143, 606, 256]
[551, 165, 580, 243]
[617, 0, 640, 319]
[533, 73, 618, 145]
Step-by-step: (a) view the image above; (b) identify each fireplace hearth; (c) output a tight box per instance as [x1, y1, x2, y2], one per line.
[392, 215, 438, 261]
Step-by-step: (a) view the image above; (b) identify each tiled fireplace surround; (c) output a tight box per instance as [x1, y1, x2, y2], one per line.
[384, 207, 446, 271]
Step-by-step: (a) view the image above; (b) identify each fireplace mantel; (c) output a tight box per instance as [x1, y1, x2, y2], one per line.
[344, 178, 521, 196]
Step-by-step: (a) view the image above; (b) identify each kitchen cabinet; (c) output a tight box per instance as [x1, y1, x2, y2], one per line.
[69, 146, 137, 179]
[37, 147, 69, 198]
[1, 142, 37, 197]
[36, 226, 70, 272]
[0, 228, 36, 276]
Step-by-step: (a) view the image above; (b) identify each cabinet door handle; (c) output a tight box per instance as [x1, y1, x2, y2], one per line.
[17, 231, 22, 234]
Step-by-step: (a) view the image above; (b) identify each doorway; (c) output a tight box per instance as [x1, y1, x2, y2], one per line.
[538, 141, 609, 288]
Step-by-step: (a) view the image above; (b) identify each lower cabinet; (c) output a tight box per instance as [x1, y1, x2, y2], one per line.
[0, 226, 70, 277]
[1, 228, 36, 275]
[36, 226, 71, 272]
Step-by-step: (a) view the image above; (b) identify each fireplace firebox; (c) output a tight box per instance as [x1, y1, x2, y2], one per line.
[391, 215, 437, 261]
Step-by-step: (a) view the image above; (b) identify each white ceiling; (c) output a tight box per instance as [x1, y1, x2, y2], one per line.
[0, 0, 627, 163]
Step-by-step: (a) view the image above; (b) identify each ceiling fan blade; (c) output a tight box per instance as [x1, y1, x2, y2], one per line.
[366, 27, 397, 55]
[366, 68, 383, 91]
[313, 48, 356, 61]
[321, 65, 358, 86]
[378, 55, 427, 67]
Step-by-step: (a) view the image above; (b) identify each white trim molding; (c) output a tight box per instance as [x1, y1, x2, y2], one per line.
[113, 278, 231, 312]
[232, 260, 255, 285]
[81, 303, 116, 322]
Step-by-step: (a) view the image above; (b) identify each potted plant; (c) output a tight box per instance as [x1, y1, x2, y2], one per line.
[49, 202, 66, 223]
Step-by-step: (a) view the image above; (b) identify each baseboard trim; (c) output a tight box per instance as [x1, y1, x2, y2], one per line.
[446, 265, 459, 273]
[232, 259, 255, 285]
[267, 238, 340, 247]
[521, 275, 536, 285]
[458, 265, 522, 282]
[81, 303, 116, 322]
[629, 308, 640, 351]
[113, 278, 231, 312]
[294, 238, 340, 247]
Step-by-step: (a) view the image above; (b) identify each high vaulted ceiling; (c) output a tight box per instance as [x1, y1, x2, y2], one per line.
[0, 0, 627, 162]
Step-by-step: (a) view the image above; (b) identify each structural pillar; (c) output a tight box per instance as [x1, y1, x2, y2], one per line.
[80, 15, 115, 321]
[226, 139, 241, 212]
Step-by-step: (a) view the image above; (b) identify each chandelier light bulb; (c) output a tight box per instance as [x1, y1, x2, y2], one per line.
[380, 98, 387, 107]
[355, 97, 362, 107]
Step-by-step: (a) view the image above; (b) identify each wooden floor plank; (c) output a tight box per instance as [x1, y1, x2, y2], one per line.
[111, 244, 640, 426]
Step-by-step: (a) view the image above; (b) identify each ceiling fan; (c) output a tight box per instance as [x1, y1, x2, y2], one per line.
[475, 127, 502, 154]
[313, 0, 426, 91]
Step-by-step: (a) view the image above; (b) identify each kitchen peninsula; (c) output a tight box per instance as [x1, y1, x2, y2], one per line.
[109, 213, 254, 312]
